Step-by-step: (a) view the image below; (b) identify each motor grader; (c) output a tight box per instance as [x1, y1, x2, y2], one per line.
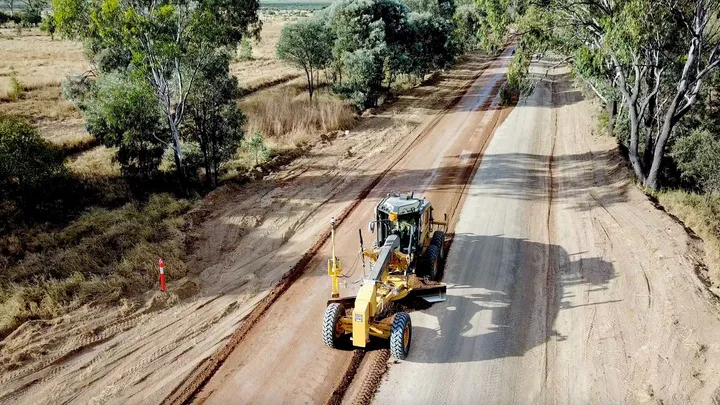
[322, 192, 447, 359]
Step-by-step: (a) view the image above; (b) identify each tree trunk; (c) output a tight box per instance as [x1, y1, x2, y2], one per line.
[305, 67, 313, 101]
[645, 97, 680, 190]
[202, 144, 212, 188]
[626, 104, 646, 183]
[168, 115, 186, 191]
[607, 99, 616, 137]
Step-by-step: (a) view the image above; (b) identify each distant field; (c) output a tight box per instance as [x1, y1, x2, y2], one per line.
[260, 0, 330, 9]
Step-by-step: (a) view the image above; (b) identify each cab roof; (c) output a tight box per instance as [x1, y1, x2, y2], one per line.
[377, 193, 430, 215]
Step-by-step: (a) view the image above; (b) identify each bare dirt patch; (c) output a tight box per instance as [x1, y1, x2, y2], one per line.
[0, 51, 498, 405]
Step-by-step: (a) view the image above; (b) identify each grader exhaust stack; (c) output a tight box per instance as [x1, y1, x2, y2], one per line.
[322, 192, 448, 359]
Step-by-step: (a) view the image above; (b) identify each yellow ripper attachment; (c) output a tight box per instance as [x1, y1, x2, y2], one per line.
[328, 217, 342, 298]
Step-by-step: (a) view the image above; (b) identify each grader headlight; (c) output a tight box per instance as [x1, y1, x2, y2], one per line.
[389, 211, 398, 221]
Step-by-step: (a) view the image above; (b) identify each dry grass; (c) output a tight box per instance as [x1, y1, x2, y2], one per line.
[0, 84, 80, 122]
[241, 86, 356, 143]
[230, 15, 304, 93]
[0, 83, 92, 154]
[66, 146, 122, 178]
[66, 146, 130, 207]
[658, 190, 720, 283]
[0, 28, 89, 99]
[0, 194, 192, 339]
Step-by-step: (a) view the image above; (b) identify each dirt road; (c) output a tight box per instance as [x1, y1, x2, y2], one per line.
[372, 63, 720, 404]
[191, 48, 515, 404]
[0, 51, 505, 404]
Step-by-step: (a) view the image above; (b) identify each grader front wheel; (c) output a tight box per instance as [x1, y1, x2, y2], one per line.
[430, 230, 446, 261]
[390, 312, 412, 360]
[322, 303, 346, 349]
[422, 244, 441, 281]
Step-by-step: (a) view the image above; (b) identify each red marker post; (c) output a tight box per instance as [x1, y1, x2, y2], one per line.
[159, 259, 166, 292]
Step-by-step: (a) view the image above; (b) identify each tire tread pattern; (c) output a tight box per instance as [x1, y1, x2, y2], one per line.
[390, 312, 411, 360]
[322, 303, 344, 348]
[424, 244, 441, 281]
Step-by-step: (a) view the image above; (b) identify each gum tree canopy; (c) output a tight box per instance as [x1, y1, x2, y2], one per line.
[53, 0, 260, 183]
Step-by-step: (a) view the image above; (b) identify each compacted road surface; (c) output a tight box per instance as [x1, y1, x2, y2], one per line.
[193, 48, 516, 404]
[372, 63, 720, 404]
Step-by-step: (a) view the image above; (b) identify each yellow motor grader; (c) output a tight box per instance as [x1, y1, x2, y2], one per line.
[322, 192, 447, 359]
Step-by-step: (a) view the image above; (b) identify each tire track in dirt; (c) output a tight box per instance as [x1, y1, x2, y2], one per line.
[164, 51, 507, 405]
[1, 53, 501, 405]
[335, 55, 515, 405]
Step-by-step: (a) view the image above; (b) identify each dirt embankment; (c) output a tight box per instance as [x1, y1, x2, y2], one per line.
[0, 52, 498, 405]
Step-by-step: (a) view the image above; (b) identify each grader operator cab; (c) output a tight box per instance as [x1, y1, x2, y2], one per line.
[371, 193, 446, 279]
[322, 192, 448, 359]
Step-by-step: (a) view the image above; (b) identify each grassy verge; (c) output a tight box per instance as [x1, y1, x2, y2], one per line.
[657, 190, 720, 283]
[240, 86, 356, 142]
[0, 194, 192, 339]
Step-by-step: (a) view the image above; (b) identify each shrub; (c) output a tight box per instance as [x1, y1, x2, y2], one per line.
[0, 115, 66, 213]
[246, 131, 269, 165]
[84, 73, 166, 180]
[672, 129, 720, 196]
[453, 5, 480, 52]
[161, 142, 205, 183]
[40, 13, 56, 40]
[237, 37, 254, 61]
[501, 50, 532, 105]
[0, 11, 22, 25]
[61, 73, 92, 108]
[8, 68, 24, 101]
[184, 52, 245, 187]
[20, 8, 42, 26]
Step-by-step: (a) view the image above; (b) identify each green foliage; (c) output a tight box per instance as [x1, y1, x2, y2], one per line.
[277, 17, 335, 99]
[672, 129, 720, 195]
[0, 115, 66, 212]
[336, 47, 385, 108]
[8, 68, 24, 101]
[453, 4, 480, 52]
[52, 0, 90, 38]
[238, 37, 254, 61]
[162, 142, 205, 179]
[246, 131, 269, 165]
[476, 0, 512, 53]
[84, 73, 166, 179]
[329, 0, 409, 108]
[53, 0, 261, 189]
[184, 52, 246, 187]
[60, 73, 92, 107]
[405, 12, 456, 77]
[20, 8, 42, 26]
[405, 0, 454, 16]
[500, 49, 531, 105]
[40, 12, 57, 40]
[0, 11, 22, 25]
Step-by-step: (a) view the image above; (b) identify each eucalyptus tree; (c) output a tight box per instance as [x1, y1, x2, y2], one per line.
[53, 0, 260, 186]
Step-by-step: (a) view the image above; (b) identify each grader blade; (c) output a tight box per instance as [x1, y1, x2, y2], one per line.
[407, 284, 447, 303]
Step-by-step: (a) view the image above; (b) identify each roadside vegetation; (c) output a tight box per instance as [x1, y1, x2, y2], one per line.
[0, 0, 498, 338]
[483, 0, 720, 283]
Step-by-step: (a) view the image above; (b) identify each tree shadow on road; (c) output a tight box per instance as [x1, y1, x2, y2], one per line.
[404, 233, 617, 364]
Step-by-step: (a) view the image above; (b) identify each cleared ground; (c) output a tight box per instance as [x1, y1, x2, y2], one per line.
[5, 46, 720, 405]
[371, 63, 720, 404]
[0, 51, 501, 404]
[189, 46, 515, 405]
